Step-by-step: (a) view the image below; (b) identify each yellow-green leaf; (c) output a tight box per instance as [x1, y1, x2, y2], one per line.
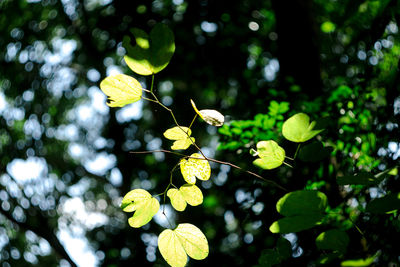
[180, 153, 211, 184]
[123, 23, 175, 76]
[167, 184, 203, 212]
[282, 113, 323, 143]
[158, 223, 209, 267]
[167, 188, 187, 211]
[120, 189, 159, 228]
[179, 184, 203, 206]
[253, 140, 285, 170]
[99, 74, 142, 107]
[190, 99, 224, 126]
[163, 126, 195, 150]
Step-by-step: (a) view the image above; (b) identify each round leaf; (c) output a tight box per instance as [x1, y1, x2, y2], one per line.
[276, 190, 327, 216]
[124, 23, 175, 75]
[179, 184, 203, 206]
[158, 223, 209, 267]
[316, 229, 349, 253]
[269, 214, 324, 234]
[99, 74, 142, 107]
[158, 229, 187, 267]
[253, 140, 285, 170]
[174, 223, 209, 260]
[120, 189, 160, 228]
[282, 113, 323, 142]
[167, 188, 187, 211]
[180, 153, 211, 184]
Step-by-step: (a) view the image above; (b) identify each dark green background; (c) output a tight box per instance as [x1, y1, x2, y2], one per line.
[0, 0, 399, 266]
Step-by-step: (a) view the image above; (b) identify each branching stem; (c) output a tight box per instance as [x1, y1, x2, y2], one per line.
[130, 149, 288, 191]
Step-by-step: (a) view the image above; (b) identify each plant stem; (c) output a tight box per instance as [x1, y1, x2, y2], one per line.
[131, 149, 288, 191]
[294, 144, 301, 159]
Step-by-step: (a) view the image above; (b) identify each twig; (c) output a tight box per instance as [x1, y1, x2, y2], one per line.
[130, 149, 288, 191]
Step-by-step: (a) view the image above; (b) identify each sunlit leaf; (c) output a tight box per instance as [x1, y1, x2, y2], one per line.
[282, 113, 324, 142]
[167, 188, 187, 211]
[316, 229, 349, 253]
[366, 193, 400, 214]
[167, 184, 203, 211]
[269, 214, 324, 233]
[120, 189, 160, 228]
[340, 254, 377, 266]
[276, 190, 327, 216]
[158, 223, 209, 267]
[180, 153, 211, 184]
[253, 140, 285, 170]
[190, 99, 224, 126]
[179, 184, 203, 206]
[163, 126, 195, 150]
[123, 23, 175, 75]
[99, 74, 142, 107]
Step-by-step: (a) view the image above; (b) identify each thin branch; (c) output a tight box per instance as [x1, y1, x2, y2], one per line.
[130, 149, 288, 191]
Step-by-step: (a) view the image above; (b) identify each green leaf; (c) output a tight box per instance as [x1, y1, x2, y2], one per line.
[298, 141, 333, 162]
[163, 126, 195, 150]
[253, 140, 285, 170]
[99, 74, 142, 107]
[276, 190, 327, 216]
[191, 99, 225, 126]
[366, 193, 400, 214]
[158, 223, 209, 267]
[123, 23, 175, 75]
[336, 172, 376, 185]
[282, 113, 324, 143]
[167, 184, 203, 211]
[120, 189, 160, 228]
[180, 153, 211, 184]
[340, 255, 377, 266]
[316, 229, 349, 253]
[269, 214, 324, 233]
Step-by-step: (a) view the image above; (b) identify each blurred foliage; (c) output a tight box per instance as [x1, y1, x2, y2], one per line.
[0, 0, 399, 266]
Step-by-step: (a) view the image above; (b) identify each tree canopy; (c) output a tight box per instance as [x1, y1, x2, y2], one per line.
[0, 0, 399, 266]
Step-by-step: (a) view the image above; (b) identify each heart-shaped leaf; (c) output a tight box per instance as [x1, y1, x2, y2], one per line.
[158, 223, 209, 267]
[180, 153, 211, 184]
[282, 113, 324, 143]
[99, 74, 142, 107]
[253, 140, 285, 170]
[276, 190, 327, 216]
[123, 23, 175, 76]
[316, 229, 349, 253]
[167, 184, 203, 211]
[163, 126, 195, 150]
[121, 189, 160, 228]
